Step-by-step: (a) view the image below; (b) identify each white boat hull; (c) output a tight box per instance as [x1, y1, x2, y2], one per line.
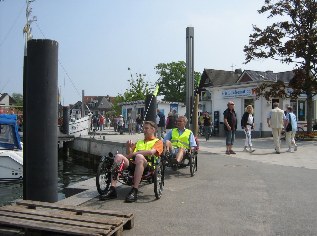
[68, 116, 90, 137]
[0, 150, 23, 181]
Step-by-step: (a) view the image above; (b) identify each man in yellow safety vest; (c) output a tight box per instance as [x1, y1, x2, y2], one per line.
[164, 116, 197, 165]
[99, 121, 163, 202]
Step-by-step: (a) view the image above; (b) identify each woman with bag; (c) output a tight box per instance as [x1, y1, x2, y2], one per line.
[285, 106, 298, 152]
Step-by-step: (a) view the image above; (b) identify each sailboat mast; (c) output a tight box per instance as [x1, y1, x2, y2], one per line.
[23, 0, 36, 56]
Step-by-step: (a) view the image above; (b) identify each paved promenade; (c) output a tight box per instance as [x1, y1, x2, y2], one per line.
[89, 128, 317, 170]
[78, 128, 317, 235]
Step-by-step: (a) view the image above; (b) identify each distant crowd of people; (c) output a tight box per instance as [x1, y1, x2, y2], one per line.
[90, 114, 112, 131]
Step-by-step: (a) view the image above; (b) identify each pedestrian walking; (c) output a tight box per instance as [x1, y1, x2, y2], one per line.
[267, 102, 285, 154]
[117, 115, 124, 134]
[284, 106, 298, 152]
[156, 109, 165, 139]
[223, 101, 237, 155]
[135, 114, 143, 133]
[128, 115, 135, 135]
[241, 105, 255, 152]
[202, 112, 212, 141]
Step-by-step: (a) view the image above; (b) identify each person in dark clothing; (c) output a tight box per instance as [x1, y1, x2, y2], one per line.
[223, 101, 237, 155]
[202, 112, 212, 141]
[156, 109, 165, 139]
[135, 114, 143, 134]
[166, 112, 177, 131]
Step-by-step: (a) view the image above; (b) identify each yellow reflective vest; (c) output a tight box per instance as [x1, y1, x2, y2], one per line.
[171, 128, 191, 149]
[134, 138, 159, 157]
[133, 138, 160, 166]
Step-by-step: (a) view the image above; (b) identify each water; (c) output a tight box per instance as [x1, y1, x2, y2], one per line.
[0, 150, 97, 206]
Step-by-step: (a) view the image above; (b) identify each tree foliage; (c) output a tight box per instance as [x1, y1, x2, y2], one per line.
[112, 95, 125, 116]
[244, 0, 317, 131]
[122, 73, 153, 102]
[11, 93, 23, 106]
[154, 61, 201, 103]
[113, 72, 153, 115]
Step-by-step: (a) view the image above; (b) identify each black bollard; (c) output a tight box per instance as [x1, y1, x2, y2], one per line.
[62, 106, 70, 134]
[144, 94, 157, 123]
[24, 39, 58, 202]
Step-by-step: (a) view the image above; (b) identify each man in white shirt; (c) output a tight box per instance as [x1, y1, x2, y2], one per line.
[267, 102, 286, 154]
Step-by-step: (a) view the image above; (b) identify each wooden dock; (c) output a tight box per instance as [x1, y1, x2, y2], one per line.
[0, 200, 134, 236]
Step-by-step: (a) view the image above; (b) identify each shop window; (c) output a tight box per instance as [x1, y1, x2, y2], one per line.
[201, 104, 206, 112]
[201, 91, 211, 101]
[290, 99, 306, 121]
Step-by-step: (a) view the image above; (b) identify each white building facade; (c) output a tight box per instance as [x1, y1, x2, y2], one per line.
[199, 69, 317, 137]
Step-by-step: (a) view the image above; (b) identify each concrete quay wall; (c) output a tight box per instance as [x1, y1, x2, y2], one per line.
[73, 137, 126, 157]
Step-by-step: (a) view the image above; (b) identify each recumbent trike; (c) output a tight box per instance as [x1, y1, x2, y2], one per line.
[96, 152, 164, 199]
[162, 144, 198, 177]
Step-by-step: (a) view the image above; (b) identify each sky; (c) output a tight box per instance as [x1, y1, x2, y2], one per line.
[0, 0, 295, 105]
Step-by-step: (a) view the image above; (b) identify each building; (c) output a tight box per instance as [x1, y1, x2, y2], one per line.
[67, 96, 114, 118]
[199, 69, 317, 137]
[120, 100, 186, 124]
[0, 93, 19, 114]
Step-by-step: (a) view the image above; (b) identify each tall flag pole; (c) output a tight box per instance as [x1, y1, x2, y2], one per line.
[143, 84, 159, 122]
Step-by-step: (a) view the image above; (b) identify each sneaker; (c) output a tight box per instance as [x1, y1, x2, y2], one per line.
[249, 148, 255, 153]
[294, 145, 298, 151]
[286, 148, 291, 152]
[99, 187, 117, 201]
[225, 151, 230, 155]
[229, 150, 236, 154]
[243, 147, 248, 152]
[125, 187, 138, 203]
[276, 151, 280, 154]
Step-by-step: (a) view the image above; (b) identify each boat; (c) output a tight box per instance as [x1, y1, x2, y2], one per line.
[0, 114, 23, 181]
[68, 115, 91, 137]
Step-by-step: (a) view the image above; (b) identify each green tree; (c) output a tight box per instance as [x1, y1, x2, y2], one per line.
[244, 0, 317, 132]
[112, 95, 125, 116]
[155, 61, 201, 103]
[113, 72, 153, 115]
[11, 93, 23, 107]
[122, 72, 153, 102]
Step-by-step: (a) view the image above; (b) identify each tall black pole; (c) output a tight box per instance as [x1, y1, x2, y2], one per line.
[25, 39, 58, 202]
[186, 27, 194, 129]
[62, 106, 70, 135]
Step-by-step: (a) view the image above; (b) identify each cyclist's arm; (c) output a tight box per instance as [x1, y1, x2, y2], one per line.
[189, 133, 197, 148]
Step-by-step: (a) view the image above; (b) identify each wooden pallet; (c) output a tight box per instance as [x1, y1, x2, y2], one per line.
[0, 200, 134, 236]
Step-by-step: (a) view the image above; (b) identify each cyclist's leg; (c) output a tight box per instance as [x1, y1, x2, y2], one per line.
[175, 148, 186, 163]
[111, 154, 129, 186]
[133, 154, 148, 189]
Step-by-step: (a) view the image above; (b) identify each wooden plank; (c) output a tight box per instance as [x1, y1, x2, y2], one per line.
[0, 205, 123, 227]
[0, 215, 110, 236]
[0, 211, 113, 231]
[16, 200, 133, 218]
[0, 200, 134, 235]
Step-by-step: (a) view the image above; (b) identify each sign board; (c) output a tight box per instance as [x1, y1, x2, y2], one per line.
[222, 87, 256, 98]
